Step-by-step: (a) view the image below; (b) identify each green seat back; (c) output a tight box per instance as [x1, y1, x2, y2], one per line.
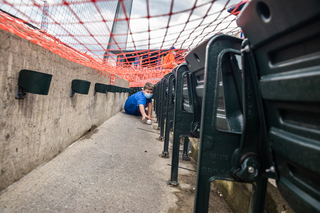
[18, 69, 52, 95]
[94, 83, 108, 94]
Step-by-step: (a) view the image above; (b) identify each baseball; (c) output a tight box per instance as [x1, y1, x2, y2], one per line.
[146, 119, 152, 125]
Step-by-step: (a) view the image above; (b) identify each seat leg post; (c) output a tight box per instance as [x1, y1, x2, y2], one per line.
[162, 75, 175, 158]
[193, 175, 212, 213]
[249, 178, 268, 213]
[162, 120, 172, 158]
[168, 131, 181, 186]
[182, 136, 190, 161]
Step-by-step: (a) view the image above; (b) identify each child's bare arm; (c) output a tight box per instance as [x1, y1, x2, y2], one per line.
[139, 104, 148, 121]
[147, 102, 152, 117]
[139, 104, 155, 121]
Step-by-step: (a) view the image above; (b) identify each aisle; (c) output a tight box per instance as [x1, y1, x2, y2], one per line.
[0, 112, 181, 213]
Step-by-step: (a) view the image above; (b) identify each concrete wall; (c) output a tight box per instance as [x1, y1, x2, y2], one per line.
[0, 29, 129, 191]
[189, 137, 295, 213]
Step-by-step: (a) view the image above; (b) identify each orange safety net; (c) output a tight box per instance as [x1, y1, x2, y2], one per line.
[0, 0, 245, 87]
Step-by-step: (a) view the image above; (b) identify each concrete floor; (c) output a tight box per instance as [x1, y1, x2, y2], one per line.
[0, 112, 196, 213]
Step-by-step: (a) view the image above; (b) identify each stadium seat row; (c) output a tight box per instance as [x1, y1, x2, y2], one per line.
[154, 0, 320, 212]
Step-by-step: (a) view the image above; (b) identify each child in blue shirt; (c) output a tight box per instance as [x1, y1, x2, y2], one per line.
[124, 82, 155, 122]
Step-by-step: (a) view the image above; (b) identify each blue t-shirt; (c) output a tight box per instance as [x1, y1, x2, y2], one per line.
[124, 91, 152, 115]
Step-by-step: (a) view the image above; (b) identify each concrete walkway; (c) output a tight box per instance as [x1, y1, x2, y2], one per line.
[0, 112, 194, 213]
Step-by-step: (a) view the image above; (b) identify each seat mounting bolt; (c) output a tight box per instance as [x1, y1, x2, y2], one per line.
[248, 166, 255, 174]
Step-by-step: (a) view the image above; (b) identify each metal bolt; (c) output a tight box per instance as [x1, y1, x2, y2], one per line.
[248, 166, 255, 174]
[266, 166, 275, 173]
[241, 45, 250, 53]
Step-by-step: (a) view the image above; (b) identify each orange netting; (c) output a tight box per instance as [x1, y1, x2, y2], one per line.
[0, 0, 246, 87]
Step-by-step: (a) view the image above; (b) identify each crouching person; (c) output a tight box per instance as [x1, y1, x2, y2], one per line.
[124, 82, 156, 124]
